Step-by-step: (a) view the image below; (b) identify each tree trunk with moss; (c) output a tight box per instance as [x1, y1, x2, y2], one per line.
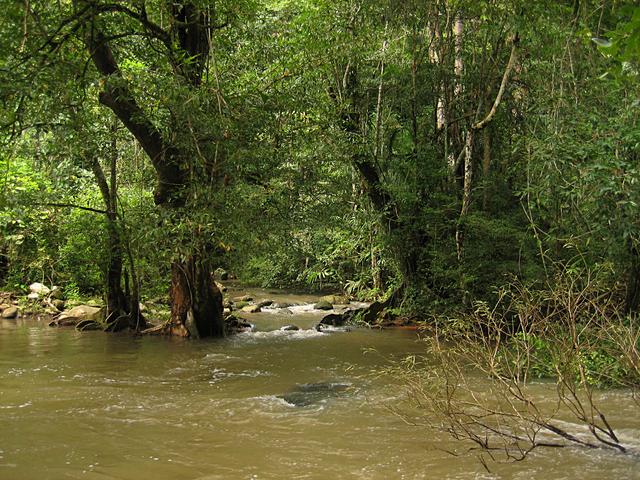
[168, 257, 225, 338]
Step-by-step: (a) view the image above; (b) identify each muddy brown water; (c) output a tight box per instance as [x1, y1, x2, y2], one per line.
[1, 288, 639, 479]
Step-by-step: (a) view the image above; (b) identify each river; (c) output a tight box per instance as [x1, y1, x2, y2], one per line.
[1, 288, 639, 479]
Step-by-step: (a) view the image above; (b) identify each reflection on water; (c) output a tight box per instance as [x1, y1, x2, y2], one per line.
[0, 294, 639, 479]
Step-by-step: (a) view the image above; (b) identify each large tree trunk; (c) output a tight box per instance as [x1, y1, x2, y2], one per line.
[168, 256, 224, 338]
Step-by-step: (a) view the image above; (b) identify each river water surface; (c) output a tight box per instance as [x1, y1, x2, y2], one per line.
[1, 288, 639, 479]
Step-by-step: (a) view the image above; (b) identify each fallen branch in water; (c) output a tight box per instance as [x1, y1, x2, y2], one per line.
[387, 263, 640, 466]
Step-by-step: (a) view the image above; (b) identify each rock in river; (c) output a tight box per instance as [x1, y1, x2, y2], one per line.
[224, 315, 255, 334]
[241, 305, 261, 313]
[320, 294, 350, 305]
[314, 300, 333, 311]
[319, 313, 347, 327]
[49, 305, 103, 327]
[1, 306, 18, 319]
[280, 324, 300, 331]
[272, 302, 293, 309]
[278, 382, 351, 407]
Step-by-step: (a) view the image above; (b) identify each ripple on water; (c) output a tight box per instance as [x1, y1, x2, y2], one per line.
[203, 353, 238, 362]
[233, 328, 325, 343]
[2, 317, 639, 480]
[248, 395, 327, 417]
[207, 367, 270, 384]
[0, 401, 32, 410]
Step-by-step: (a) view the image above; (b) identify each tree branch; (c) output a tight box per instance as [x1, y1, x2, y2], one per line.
[43, 202, 107, 214]
[83, 24, 185, 205]
[473, 34, 519, 131]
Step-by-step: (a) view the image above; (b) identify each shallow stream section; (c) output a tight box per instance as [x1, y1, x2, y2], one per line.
[1, 288, 639, 479]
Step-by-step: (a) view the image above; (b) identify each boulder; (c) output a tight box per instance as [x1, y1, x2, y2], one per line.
[224, 315, 254, 334]
[316, 308, 364, 330]
[0, 304, 10, 312]
[278, 382, 351, 407]
[27, 292, 40, 301]
[29, 282, 50, 296]
[320, 294, 350, 305]
[1, 306, 18, 319]
[314, 300, 333, 311]
[235, 301, 249, 310]
[257, 300, 273, 308]
[241, 305, 261, 313]
[49, 305, 103, 327]
[273, 302, 293, 309]
[320, 313, 346, 327]
[280, 324, 300, 331]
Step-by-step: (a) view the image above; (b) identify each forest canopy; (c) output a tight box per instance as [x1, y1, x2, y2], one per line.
[0, 0, 638, 336]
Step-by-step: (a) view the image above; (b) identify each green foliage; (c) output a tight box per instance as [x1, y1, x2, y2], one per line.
[592, 5, 640, 77]
[56, 205, 107, 293]
[0, 0, 638, 338]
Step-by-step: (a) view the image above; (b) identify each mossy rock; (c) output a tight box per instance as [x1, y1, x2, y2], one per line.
[320, 295, 350, 305]
[50, 305, 104, 327]
[314, 300, 333, 310]
[1, 306, 19, 319]
[241, 305, 261, 313]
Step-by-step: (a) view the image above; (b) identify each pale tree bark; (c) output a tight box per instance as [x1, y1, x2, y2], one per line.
[455, 35, 519, 268]
[482, 127, 491, 210]
[427, 12, 446, 131]
[448, 14, 464, 173]
[374, 25, 388, 162]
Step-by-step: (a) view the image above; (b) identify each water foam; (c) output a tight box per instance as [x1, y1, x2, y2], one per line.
[235, 328, 325, 342]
